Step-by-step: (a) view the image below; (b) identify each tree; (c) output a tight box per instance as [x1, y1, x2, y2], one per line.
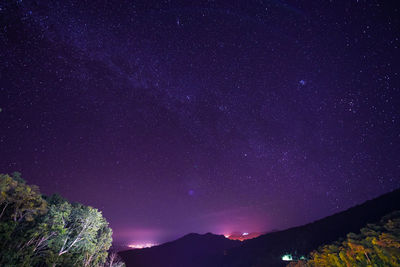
[296, 211, 400, 267]
[40, 196, 113, 267]
[0, 172, 47, 222]
[0, 173, 48, 266]
[0, 173, 120, 267]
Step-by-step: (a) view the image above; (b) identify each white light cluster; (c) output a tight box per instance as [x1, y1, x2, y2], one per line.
[128, 243, 157, 249]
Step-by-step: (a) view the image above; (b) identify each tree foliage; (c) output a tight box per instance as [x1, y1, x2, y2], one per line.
[0, 173, 124, 267]
[288, 211, 400, 266]
[0, 172, 47, 222]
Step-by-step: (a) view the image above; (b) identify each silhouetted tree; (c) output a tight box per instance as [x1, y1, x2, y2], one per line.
[0, 173, 122, 267]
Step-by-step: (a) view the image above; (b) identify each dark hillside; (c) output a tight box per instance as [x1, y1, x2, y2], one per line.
[223, 188, 400, 267]
[119, 233, 241, 267]
[120, 188, 400, 267]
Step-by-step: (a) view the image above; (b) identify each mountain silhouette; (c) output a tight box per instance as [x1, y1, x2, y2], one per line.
[120, 188, 400, 267]
[119, 232, 241, 267]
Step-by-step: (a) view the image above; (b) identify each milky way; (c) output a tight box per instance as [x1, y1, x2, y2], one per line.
[0, 0, 399, 245]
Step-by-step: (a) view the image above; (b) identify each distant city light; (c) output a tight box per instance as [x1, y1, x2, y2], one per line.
[224, 234, 231, 238]
[128, 243, 157, 249]
[242, 232, 249, 236]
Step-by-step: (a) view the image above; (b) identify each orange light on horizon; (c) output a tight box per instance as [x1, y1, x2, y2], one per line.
[223, 232, 263, 241]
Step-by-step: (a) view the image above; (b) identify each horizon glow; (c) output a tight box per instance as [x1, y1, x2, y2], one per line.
[128, 243, 158, 249]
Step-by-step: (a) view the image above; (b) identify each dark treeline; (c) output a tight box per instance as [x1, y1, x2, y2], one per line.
[0, 172, 125, 267]
[222, 188, 400, 267]
[288, 211, 400, 266]
[288, 211, 400, 267]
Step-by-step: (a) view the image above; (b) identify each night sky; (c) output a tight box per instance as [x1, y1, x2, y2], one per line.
[1, 0, 399, 246]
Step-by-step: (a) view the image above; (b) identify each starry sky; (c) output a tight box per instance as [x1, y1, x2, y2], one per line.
[0, 0, 399, 246]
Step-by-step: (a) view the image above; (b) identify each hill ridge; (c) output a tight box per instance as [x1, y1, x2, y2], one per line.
[120, 188, 400, 267]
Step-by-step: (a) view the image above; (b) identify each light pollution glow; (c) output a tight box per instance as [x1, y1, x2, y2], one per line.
[224, 232, 248, 239]
[128, 242, 158, 249]
[224, 232, 264, 241]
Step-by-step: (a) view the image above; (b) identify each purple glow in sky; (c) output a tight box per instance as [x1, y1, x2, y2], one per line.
[0, 0, 399, 246]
